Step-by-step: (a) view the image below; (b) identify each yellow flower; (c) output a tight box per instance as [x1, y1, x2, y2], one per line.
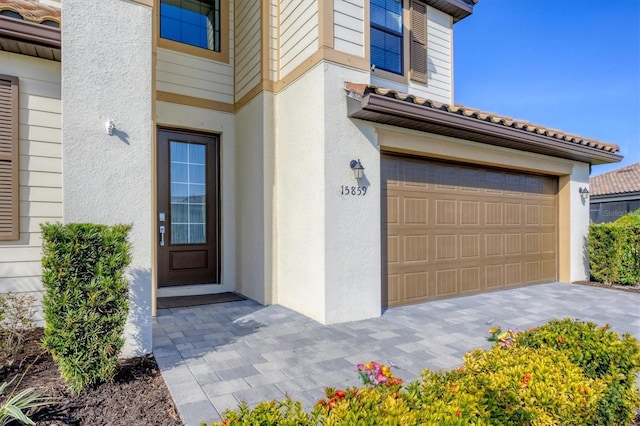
[488, 326, 500, 334]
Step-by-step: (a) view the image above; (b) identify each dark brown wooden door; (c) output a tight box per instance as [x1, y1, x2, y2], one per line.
[157, 129, 220, 287]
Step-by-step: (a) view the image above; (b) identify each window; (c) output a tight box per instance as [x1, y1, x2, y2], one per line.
[160, 0, 221, 52]
[0, 74, 19, 241]
[370, 0, 428, 83]
[370, 0, 403, 75]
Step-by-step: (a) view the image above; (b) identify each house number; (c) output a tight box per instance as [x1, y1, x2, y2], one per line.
[340, 185, 367, 196]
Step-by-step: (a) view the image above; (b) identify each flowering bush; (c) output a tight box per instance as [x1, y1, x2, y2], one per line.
[356, 361, 403, 387]
[210, 320, 640, 426]
[513, 318, 640, 425]
[486, 326, 519, 348]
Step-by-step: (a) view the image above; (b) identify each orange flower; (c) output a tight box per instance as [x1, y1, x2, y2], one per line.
[520, 373, 533, 389]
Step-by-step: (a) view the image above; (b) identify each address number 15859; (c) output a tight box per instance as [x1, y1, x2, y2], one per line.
[340, 185, 367, 196]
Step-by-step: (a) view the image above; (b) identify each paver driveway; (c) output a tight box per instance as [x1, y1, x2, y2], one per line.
[152, 282, 640, 425]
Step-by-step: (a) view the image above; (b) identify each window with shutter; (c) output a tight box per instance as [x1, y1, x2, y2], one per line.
[0, 74, 19, 241]
[410, 0, 427, 83]
[370, 0, 429, 84]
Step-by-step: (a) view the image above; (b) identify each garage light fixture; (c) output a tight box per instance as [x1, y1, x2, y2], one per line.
[579, 187, 589, 199]
[350, 159, 365, 180]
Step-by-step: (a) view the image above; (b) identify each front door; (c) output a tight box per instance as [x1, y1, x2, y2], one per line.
[157, 129, 220, 287]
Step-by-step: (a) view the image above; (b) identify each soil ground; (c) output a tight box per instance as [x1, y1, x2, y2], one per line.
[572, 280, 640, 294]
[0, 328, 182, 426]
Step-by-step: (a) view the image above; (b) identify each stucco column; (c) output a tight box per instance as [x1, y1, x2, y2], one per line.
[61, 0, 153, 356]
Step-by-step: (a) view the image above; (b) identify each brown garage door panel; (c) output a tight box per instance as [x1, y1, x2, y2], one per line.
[383, 155, 558, 307]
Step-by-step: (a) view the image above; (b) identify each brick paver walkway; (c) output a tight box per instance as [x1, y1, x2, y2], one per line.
[153, 282, 640, 425]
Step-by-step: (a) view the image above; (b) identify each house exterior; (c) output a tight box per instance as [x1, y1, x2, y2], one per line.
[0, 0, 622, 357]
[590, 163, 640, 223]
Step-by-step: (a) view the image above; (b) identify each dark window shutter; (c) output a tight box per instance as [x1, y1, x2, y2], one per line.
[410, 0, 427, 84]
[0, 75, 19, 241]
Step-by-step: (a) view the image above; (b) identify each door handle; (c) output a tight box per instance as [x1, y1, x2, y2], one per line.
[159, 225, 165, 246]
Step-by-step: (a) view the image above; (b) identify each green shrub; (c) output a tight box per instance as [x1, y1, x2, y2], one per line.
[613, 225, 640, 285]
[515, 318, 640, 425]
[315, 386, 419, 425]
[615, 208, 640, 225]
[0, 292, 36, 368]
[214, 399, 317, 426]
[460, 346, 603, 425]
[405, 368, 490, 424]
[40, 223, 132, 394]
[588, 224, 617, 284]
[588, 210, 640, 285]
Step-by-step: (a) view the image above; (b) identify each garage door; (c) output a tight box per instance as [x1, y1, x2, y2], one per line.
[382, 155, 558, 307]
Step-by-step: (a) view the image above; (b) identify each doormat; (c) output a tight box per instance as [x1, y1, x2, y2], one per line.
[157, 292, 246, 309]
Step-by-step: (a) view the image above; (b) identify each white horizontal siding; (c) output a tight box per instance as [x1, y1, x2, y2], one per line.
[235, 0, 262, 99]
[20, 216, 62, 233]
[156, 1, 235, 104]
[280, 0, 319, 76]
[19, 170, 62, 188]
[156, 48, 234, 104]
[0, 261, 42, 279]
[426, 5, 451, 103]
[409, 81, 451, 103]
[0, 52, 62, 297]
[333, 0, 364, 57]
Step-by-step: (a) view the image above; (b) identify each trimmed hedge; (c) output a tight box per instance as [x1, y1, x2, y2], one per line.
[588, 209, 640, 285]
[41, 223, 132, 394]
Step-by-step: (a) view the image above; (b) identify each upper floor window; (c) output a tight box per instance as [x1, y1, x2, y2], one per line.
[160, 0, 221, 52]
[370, 0, 403, 75]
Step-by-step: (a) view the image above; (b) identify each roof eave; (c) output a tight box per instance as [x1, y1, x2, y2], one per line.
[0, 15, 61, 61]
[590, 191, 640, 201]
[347, 92, 622, 166]
[423, 0, 475, 23]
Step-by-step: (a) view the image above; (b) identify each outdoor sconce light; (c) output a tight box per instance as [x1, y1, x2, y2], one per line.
[350, 159, 365, 179]
[579, 187, 589, 199]
[105, 119, 115, 136]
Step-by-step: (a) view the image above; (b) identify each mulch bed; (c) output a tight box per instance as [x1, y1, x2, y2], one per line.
[572, 280, 640, 294]
[0, 328, 183, 426]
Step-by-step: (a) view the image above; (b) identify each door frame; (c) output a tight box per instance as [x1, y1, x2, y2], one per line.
[156, 127, 222, 287]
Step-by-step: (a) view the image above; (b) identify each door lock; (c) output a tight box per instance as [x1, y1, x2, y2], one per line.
[159, 225, 165, 246]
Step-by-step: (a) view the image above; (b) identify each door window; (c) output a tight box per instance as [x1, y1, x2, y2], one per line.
[170, 141, 206, 244]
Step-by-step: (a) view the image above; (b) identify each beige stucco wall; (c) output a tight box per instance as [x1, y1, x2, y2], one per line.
[0, 52, 62, 322]
[62, 0, 153, 356]
[234, 92, 276, 304]
[274, 61, 381, 324]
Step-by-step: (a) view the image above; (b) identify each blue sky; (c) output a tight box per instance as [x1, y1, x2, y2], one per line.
[453, 0, 640, 177]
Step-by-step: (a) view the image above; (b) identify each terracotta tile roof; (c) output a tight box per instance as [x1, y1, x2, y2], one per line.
[0, 0, 60, 25]
[345, 83, 620, 155]
[590, 163, 640, 197]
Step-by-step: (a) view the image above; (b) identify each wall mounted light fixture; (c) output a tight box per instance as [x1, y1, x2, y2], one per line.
[350, 159, 365, 179]
[579, 187, 589, 199]
[105, 119, 115, 136]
